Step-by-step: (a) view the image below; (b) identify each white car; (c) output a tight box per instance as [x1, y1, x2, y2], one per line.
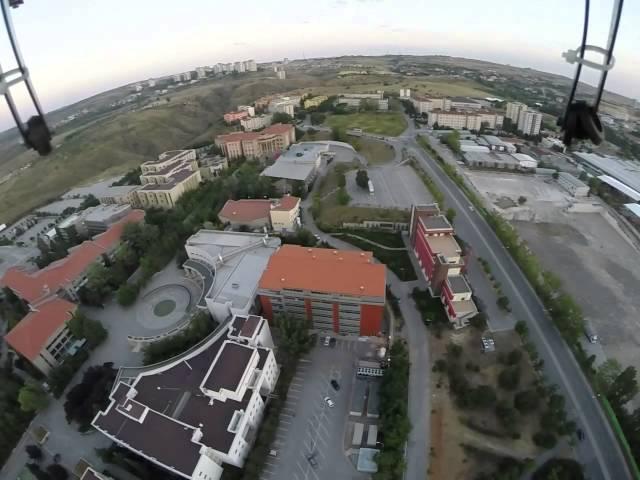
[323, 336, 331, 346]
[323, 396, 335, 408]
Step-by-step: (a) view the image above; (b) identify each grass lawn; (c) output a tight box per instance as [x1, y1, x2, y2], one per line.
[339, 228, 406, 248]
[336, 233, 417, 281]
[299, 130, 332, 142]
[352, 137, 395, 165]
[317, 205, 409, 229]
[326, 112, 407, 136]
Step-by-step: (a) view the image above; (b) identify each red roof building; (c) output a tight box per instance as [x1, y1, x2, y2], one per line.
[4, 297, 77, 374]
[214, 124, 295, 160]
[2, 209, 144, 305]
[217, 196, 300, 232]
[257, 245, 386, 336]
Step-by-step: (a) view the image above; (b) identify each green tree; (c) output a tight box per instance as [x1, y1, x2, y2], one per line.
[25, 444, 43, 462]
[468, 385, 496, 408]
[441, 130, 461, 153]
[336, 187, 350, 205]
[275, 314, 312, 357]
[595, 358, 622, 393]
[514, 389, 540, 413]
[506, 349, 523, 365]
[533, 431, 557, 449]
[18, 381, 49, 412]
[79, 194, 100, 210]
[469, 312, 487, 330]
[117, 283, 139, 307]
[272, 112, 294, 124]
[445, 208, 456, 224]
[498, 366, 520, 391]
[66, 312, 107, 349]
[331, 126, 346, 142]
[608, 366, 638, 408]
[337, 172, 346, 188]
[552, 171, 560, 180]
[310, 112, 326, 125]
[47, 464, 69, 480]
[515, 320, 529, 337]
[355, 169, 369, 189]
[533, 458, 585, 480]
[496, 295, 511, 311]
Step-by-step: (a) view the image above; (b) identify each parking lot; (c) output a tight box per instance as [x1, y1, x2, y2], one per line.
[346, 164, 433, 209]
[262, 338, 370, 480]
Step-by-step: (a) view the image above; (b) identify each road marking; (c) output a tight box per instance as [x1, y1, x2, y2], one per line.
[413, 142, 617, 480]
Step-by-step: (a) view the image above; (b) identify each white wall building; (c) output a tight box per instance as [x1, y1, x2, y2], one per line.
[93, 314, 278, 480]
[237, 105, 256, 117]
[517, 110, 542, 136]
[505, 102, 527, 122]
[196, 67, 207, 79]
[399, 88, 411, 99]
[183, 231, 281, 321]
[241, 114, 272, 131]
[276, 70, 286, 80]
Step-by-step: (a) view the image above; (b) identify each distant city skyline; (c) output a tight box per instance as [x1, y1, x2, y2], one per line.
[0, 0, 637, 131]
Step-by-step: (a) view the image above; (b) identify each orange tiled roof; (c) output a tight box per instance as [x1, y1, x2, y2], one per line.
[272, 196, 300, 211]
[1, 209, 145, 304]
[4, 297, 77, 361]
[258, 245, 386, 297]
[218, 199, 271, 223]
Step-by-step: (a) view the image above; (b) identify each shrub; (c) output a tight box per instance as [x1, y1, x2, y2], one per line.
[514, 389, 540, 413]
[498, 366, 520, 391]
[533, 431, 557, 449]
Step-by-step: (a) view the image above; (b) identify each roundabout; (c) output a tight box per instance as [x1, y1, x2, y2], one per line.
[136, 284, 192, 330]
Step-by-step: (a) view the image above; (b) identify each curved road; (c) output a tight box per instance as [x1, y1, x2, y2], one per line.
[392, 120, 630, 480]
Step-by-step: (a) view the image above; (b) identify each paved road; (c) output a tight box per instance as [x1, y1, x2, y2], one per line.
[399, 128, 630, 480]
[301, 187, 431, 480]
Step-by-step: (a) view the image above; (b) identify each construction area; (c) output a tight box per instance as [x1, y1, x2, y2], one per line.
[464, 169, 640, 375]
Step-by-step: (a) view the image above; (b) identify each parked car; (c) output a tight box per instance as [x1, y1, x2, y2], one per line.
[323, 396, 335, 408]
[584, 324, 598, 344]
[329, 337, 337, 348]
[307, 454, 318, 468]
[323, 336, 331, 346]
[331, 379, 340, 391]
[268, 449, 278, 457]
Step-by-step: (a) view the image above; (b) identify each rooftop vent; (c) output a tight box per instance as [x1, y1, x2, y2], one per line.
[360, 286, 365, 291]
[232, 283, 240, 289]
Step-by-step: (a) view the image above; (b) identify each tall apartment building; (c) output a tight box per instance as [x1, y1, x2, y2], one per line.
[409, 205, 477, 328]
[136, 150, 202, 209]
[93, 314, 279, 480]
[505, 102, 527, 122]
[244, 59, 257, 72]
[268, 97, 299, 116]
[215, 124, 295, 160]
[257, 245, 386, 336]
[517, 110, 543, 136]
[241, 114, 272, 131]
[196, 67, 207, 79]
[427, 110, 503, 131]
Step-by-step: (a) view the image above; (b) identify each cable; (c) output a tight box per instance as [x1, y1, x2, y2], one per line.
[566, 0, 590, 107]
[594, 0, 624, 108]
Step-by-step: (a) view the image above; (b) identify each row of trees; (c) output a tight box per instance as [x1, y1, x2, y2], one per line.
[440, 130, 461, 154]
[0, 363, 36, 466]
[375, 340, 411, 479]
[64, 362, 116, 431]
[143, 311, 217, 365]
[35, 225, 87, 269]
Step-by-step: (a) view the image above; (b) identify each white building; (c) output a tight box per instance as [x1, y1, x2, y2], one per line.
[183, 230, 281, 321]
[196, 67, 207, 79]
[557, 172, 589, 197]
[450, 97, 481, 111]
[268, 97, 299, 116]
[147, 79, 156, 88]
[237, 105, 256, 117]
[427, 110, 503, 131]
[234, 61, 246, 73]
[517, 110, 542, 136]
[399, 88, 411, 99]
[93, 314, 278, 480]
[244, 59, 257, 72]
[505, 102, 527, 122]
[276, 70, 286, 80]
[241, 114, 272, 131]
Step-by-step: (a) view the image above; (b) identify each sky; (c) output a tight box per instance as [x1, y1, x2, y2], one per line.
[0, 0, 638, 131]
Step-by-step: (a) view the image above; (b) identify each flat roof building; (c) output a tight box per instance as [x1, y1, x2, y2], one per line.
[409, 205, 477, 329]
[573, 151, 640, 194]
[183, 230, 281, 321]
[217, 196, 300, 232]
[215, 124, 295, 160]
[258, 245, 386, 336]
[136, 150, 202, 209]
[261, 142, 328, 192]
[93, 314, 278, 480]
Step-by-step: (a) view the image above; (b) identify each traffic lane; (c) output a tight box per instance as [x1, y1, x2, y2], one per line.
[388, 274, 431, 480]
[408, 141, 629, 480]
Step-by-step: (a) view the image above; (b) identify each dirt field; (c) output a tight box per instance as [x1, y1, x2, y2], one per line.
[515, 214, 640, 370]
[465, 168, 640, 372]
[429, 329, 541, 480]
